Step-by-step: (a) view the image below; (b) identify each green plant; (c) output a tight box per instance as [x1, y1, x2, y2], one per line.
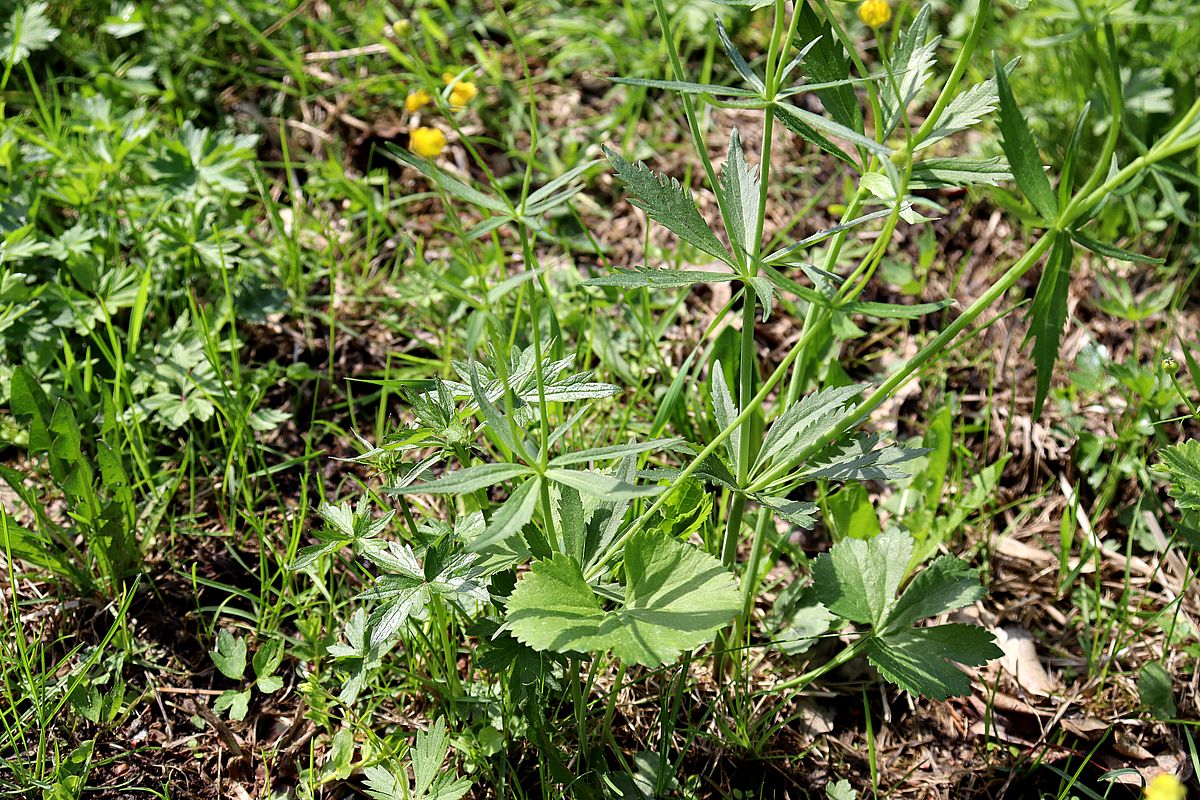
[208, 629, 284, 721]
[291, 0, 1200, 787]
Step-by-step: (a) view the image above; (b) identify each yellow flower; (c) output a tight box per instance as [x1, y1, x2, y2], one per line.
[1146, 774, 1186, 800]
[409, 127, 447, 158]
[405, 89, 432, 113]
[858, 0, 892, 27]
[443, 72, 479, 110]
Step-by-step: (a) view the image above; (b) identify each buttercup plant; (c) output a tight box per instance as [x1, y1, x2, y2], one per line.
[3, 0, 1197, 793]
[296, 0, 1200, 786]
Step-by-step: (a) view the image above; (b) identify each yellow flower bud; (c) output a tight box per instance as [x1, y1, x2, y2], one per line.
[390, 20, 410, 38]
[449, 81, 478, 109]
[858, 0, 892, 28]
[409, 127, 447, 158]
[442, 72, 479, 110]
[405, 89, 432, 113]
[1145, 774, 1186, 800]
[1162, 356, 1181, 375]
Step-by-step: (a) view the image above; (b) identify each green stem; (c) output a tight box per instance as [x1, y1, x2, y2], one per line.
[723, 0, 787, 567]
[766, 635, 869, 694]
[722, 492, 747, 567]
[518, 226, 559, 551]
[1171, 375, 1200, 418]
[731, 508, 771, 655]
[600, 661, 626, 748]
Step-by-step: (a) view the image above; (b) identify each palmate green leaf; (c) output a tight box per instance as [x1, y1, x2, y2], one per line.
[757, 494, 819, 529]
[388, 463, 534, 496]
[882, 555, 987, 632]
[46, 740, 93, 800]
[327, 608, 378, 705]
[363, 544, 490, 648]
[1025, 233, 1073, 419]
[253, 640, 285, 694]
[1138, 662, 1177, 720]
[290, 501, 393, 568]
[505, 530, 739, 666]
[210, 629, 247, 680]
[214, 687, 251, 721]
[604, 146, 732, 265]
[815, 530, 1000, 699]
[993, 53, 1058, 222]
[793, 4, 862, 135]
[321, 498, 393, 540]
[826, 779, 856, 800]
[647, 478, 713, 540]
[1159, 440, 1200, 512]
[585, 267, 737, 289]
[640, 450, 740, 492]
[412, 718, 473, 800]
[775, 597, 834, 656]
[720, 129, 761, 260]
[291, 530, 349, 572]
[363, 718, 473, 800]
[812, 528, 911, 627]
[448, 347, 620, 409]
[865, 624, 1000, 701]
[753, 384, 864, 474]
